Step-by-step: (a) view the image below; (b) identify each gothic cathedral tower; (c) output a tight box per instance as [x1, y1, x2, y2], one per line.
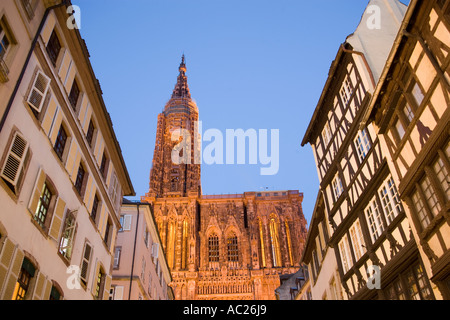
[147, 55, 201, 199]
[142, 56, 308, 300]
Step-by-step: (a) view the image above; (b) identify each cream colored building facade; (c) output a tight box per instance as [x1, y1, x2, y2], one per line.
[364, 0, 450, 299]
[300, 0, 435, 300]
[0, 0, 134, 300]
[111, 200, 173, 300]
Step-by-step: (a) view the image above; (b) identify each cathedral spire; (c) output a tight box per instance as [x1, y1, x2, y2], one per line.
[172, 54, 191, 99]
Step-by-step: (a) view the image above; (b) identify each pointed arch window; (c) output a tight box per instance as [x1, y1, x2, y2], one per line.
[269, 217, 282, 267]
[208, 233, 219, 269]
[181, 220, 189, 270]
[227, 233, 239, 268]
[166, 220, 176, 269]
[258, 219, 266, 268]
[285, 220, 294, 266]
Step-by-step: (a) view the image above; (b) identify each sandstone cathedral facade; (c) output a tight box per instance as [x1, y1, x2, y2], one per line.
[141, 57, 308, 300]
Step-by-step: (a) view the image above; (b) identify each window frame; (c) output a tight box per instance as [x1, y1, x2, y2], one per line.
[46, 29, 61, 67]
[349, 219, 366, 262]
[53, 124, 68, 161]
[354, 128, 372, 162]
[208, 233, 220, 268]
[68, 79, 80, 111]
[338, 234, 353, 274]
[34, 182, 53, 230]
[58, 210, 77, 261]
[364, 198, 385, 244]
[332, 173, 344, 202]
[0, 131, 31, 195]
[378, 176, 402, 225]
[74, 162, 86, 196]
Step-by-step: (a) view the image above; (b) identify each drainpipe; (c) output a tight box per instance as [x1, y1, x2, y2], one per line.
[128, 203, 140, 300]
[0, 0, 69, 133]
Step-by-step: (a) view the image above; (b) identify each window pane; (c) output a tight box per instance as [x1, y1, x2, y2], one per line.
[395, 119, 405, 140]
[333, 175, 344, 201]
[406, 270, 421, 300]
[394, 279, 406, 300]
[75, 164, 85, 195]
[414, 264, 433, 300]
[379, 178, 401, 224]
[349, 220, 366, 261]
[35, 183, 52, 228]
[421, 176, 441, 217]
[412, 191, 431, 229]
[403, 103, 414, 123]
[433, 156, 450, 201]
[208, 234, 219, 268]
[410, 82, 424, 107]
[339, 235, 352, 274]
[54, 126, 67, 160]
[59, 213, 76, 260]
[227, 235, 239, 268]
[355, 128, 371, 162]
[46, 30, 61, 66]
[68, 80, 80, 111]
[365, 199, 384, 243]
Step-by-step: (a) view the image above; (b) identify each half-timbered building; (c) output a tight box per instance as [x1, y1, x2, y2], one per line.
[364, 0, 450, 299]
[301, 0, 435, 300]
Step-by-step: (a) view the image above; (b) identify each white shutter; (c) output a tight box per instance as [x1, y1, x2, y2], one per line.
[122, 215, 132, 231]
[1, 132, 29, 188]
[27, 71, 51, 112]
[152, 243, 159, 260]
[113, 286, 124, 300]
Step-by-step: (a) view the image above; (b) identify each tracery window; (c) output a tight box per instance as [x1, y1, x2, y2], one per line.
[227, 233, 239, 268]
[208, 233, 220, 269]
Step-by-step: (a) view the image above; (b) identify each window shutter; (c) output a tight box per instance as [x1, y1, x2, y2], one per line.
[27, 71, 51, 112]
[42, 278, 52, 299]
[0, 132, 29, 189]
[123, 215, 132, 231]
[65, 139, 78, 180]
[91, 261, 100, 297]
[1, 245, 24, 300]
[102, 275, 112, 300]
[152, 243, 159, 261]
[109, 227, 117, 254]
[83, 175, 94, 208]
[80, 243, 92, 286]
[114, 286, 124, 300]
[32, 272, 46, 300]
[41, 13, 56, 46]
[49, 197, 66, 241]
[41, 97, 58, 136]
[58, 49, 72, 83]
[0, 238, 16, 294]
[48, 108, 63, 146]
[97, 205, 107, 236]
[28, 168, 46, 214]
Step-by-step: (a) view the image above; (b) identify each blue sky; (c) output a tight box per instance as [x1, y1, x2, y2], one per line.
[73, 0, 384, 225]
